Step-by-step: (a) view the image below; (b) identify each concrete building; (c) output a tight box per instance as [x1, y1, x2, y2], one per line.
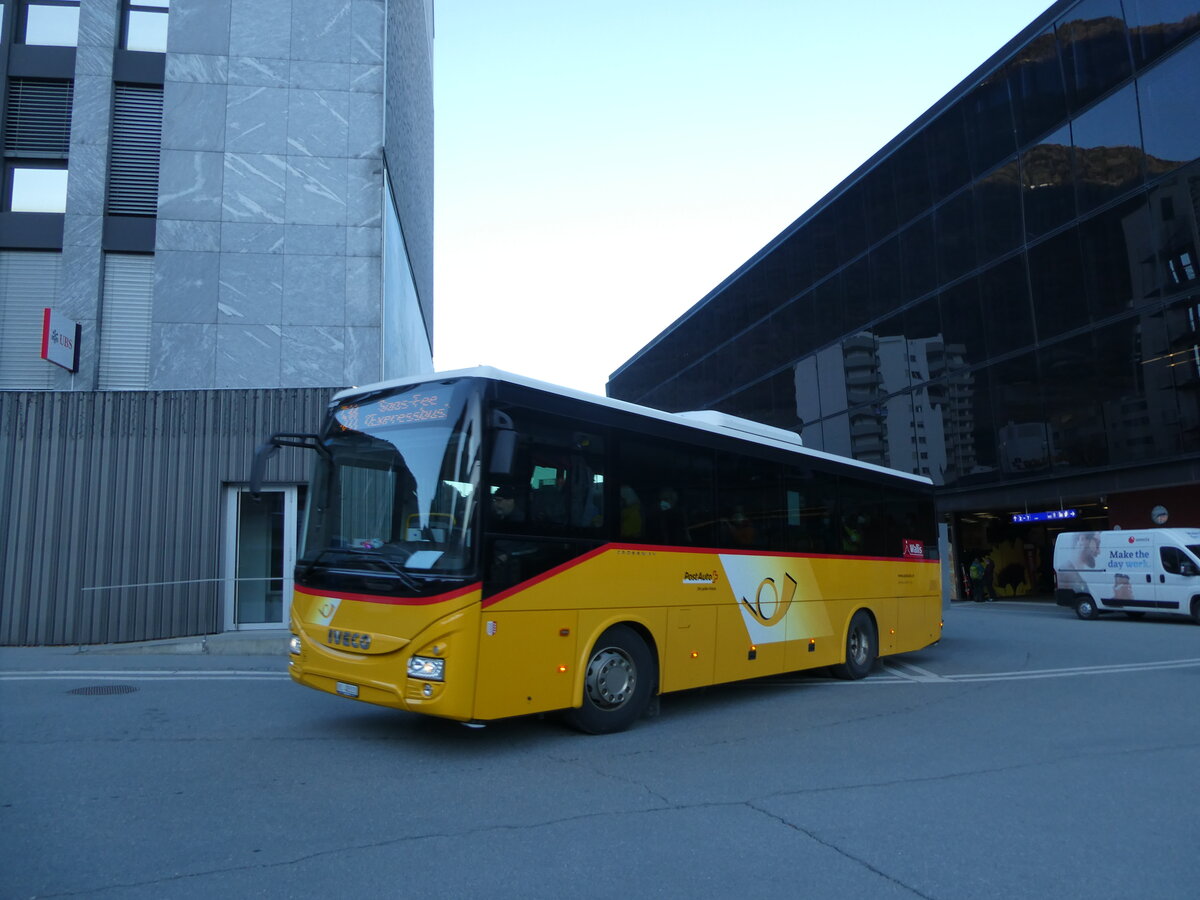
[0, 0, 434, 644]
[610, 0, 1200, 595]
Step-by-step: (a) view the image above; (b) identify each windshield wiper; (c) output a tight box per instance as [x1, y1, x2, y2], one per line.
[300, 547, 339, 580]
[322, 547, 423, 591]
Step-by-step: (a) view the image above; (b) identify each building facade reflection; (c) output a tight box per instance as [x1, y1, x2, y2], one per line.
[610, 0, 1200, 592]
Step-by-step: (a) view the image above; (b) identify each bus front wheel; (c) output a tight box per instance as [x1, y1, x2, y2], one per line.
[831, 610, 876, 680]
[564, 625, 655, 735]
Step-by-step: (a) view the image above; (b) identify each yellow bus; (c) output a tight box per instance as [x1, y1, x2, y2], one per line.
[253, 367, 942, 733]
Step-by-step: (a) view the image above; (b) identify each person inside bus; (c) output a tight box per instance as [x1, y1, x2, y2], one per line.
[652, 487, 690, 545]
[490, 484, 525, 525]
[720, 505, 757, 547]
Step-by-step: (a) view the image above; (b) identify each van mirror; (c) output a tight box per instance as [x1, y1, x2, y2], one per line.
[1181, 561, 1199, 577]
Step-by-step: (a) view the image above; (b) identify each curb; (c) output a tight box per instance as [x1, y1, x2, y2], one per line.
[76, 630, 291, 657]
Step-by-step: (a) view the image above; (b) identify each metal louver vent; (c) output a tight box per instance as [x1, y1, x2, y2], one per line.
[107, 84, 163, 217]
[3, 79, 74, 155]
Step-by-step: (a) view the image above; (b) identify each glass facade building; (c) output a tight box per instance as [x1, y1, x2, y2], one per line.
[609, 0, 1200, 595]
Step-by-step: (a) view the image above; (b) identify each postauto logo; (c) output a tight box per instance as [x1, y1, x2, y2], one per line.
[682, 570, 719, 585]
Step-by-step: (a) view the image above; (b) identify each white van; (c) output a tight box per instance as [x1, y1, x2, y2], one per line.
[1053, 528, 1200, 622]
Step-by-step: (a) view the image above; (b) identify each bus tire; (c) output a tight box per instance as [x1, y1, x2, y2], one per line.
[831, 610, 876, 680]
[564, 625, 655, 735]
[1074, 595, 1098, 620]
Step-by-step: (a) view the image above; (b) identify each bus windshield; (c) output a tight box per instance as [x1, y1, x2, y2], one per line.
[299, 380, 481, 591]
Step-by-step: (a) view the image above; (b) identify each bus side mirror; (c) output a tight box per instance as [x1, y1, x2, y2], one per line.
[490, 429, 516, 477]
[249, 440, 279, 498]
[489, 410, 516, 477]
[250, 432, 322, 498]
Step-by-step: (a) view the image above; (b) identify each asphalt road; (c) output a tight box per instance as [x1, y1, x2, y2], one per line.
[2, 600, 1198, 899]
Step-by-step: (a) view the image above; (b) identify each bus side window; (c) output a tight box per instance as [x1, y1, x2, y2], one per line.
[618, 438, 714, 547]
[502, 411, 605, 537]
[717, 452, 780, 550]
[781, 465, 837, 553]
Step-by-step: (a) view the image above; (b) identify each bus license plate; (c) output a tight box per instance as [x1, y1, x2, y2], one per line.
[336, 681, 359, 699]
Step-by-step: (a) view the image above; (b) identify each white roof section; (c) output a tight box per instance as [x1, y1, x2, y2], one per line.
[334, 366, 933, 486]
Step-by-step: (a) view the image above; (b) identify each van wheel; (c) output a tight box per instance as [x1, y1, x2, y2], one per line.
[1074, 595, 1098, 620]
[832, 610, 876, 680]
[563, 625, 655, 734]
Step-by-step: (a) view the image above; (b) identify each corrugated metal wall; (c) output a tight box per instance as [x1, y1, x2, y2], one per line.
[0, 388, 333, 646]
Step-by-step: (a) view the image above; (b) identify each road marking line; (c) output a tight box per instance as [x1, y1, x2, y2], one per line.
[882, 661, 950, 682]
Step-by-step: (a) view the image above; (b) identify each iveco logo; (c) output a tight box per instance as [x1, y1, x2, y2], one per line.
[327, 629, 372, 650]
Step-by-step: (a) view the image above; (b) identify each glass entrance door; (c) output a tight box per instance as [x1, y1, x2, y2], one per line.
[224, 486, 299, 630]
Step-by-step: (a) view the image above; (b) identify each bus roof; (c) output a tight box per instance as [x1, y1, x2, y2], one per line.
[333, 366, 933, 487]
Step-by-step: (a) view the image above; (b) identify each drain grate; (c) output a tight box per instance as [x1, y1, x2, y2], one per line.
[68, 684, 139, 696]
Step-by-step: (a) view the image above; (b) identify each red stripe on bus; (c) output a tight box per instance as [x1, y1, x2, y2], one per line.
[480, 542, 937, 608]
[295, 583, 480, 606]
[482, 544, 613, 608]
[605, 542, 939, 565]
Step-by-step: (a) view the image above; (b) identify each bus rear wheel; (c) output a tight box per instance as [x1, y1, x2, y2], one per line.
[564, 625, 655, 734]
[831, 610, 876, 680]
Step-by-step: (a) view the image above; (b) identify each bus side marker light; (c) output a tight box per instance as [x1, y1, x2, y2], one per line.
[559, 628, 570, 636]
[808, 639, 816, 653]
[748, 645, 757, 660]
[557, 665, 568, 673]
[690, 651, 699, 659]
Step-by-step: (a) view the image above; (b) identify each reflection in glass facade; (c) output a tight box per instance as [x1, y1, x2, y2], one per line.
[610, 0, 1200, 571]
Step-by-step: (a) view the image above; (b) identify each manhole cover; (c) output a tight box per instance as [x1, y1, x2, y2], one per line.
[68, 684, 139, 696]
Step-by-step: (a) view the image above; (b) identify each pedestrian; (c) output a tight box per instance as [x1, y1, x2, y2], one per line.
[969, 556, 986, 602]
[983, 553, 998, 601]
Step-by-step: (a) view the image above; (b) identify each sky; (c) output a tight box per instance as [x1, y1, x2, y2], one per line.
[432, 0, 1056, 396]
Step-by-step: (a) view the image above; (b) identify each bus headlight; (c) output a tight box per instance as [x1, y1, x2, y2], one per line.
[288, 636, 302, 655]
[407, 656, 445, 682]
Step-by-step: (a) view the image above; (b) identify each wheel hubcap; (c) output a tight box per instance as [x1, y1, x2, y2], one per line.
[849, 627, 869, 665]
[585, 648, 635, 709]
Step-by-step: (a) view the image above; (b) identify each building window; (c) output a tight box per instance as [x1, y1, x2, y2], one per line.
[4, 78, 74, 155]
[0, 250, 62, 389]
[5, 162, 68, 212]
[98, 253, 154, 389]
[107, 84, 163, 216]
[18, 0, 80, 47]
[4, 78, 74, 213]
[1168, 251, 1196, 285]
[123, 0, 170, 53]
